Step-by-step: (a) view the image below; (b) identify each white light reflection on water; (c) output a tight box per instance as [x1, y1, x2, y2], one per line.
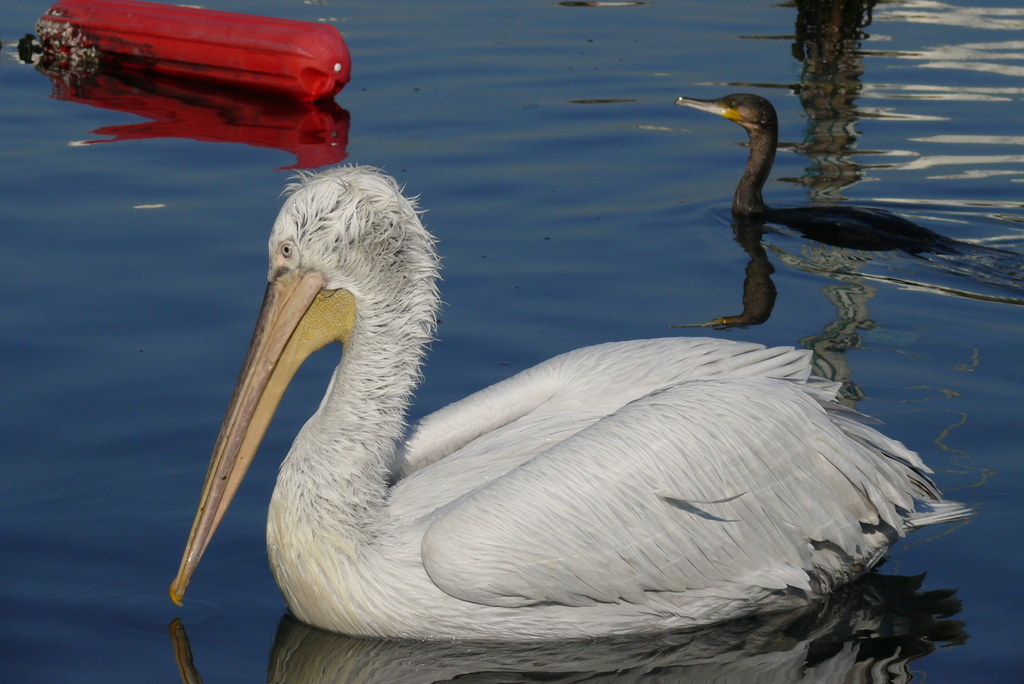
[869, 0, 1024, 76]
[860, 83, 1024, 101]
[873, 196, 1024, 209]
[891, 154, 1024, 170]
[928, 169, 1024, 179]
[921, 59, 1024, 77]
[876, 1, 1024, 31]
[913, 135, 1024, 144]
[855, 106, 949, 120]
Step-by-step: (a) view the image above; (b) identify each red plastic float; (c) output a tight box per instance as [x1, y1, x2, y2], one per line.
[36, 0, 351, 102]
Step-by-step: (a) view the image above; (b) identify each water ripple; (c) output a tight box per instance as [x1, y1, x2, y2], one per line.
[876, 1, 1024, 31]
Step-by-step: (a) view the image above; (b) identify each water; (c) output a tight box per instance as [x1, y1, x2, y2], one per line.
[2, 0, 1023, 681]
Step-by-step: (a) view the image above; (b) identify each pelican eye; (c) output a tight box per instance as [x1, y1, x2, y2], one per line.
[280, 243, 295, 258]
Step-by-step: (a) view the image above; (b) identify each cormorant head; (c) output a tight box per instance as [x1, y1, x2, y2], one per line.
[675, 93, 778, 134]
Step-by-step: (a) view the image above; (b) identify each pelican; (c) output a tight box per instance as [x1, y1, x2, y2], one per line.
[170, 165, 967, 639]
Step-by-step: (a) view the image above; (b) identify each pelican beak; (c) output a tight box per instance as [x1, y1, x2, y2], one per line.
[675, 96, 742, 123]
[170, 270, 356, 605]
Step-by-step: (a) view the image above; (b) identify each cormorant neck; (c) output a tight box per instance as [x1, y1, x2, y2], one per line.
[732, 123, 777, 218]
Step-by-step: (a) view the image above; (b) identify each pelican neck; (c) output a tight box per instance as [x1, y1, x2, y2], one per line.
[272, 288, 436, 534]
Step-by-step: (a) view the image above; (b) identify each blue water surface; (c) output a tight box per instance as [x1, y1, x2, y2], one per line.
[2, 0, 1023, 682]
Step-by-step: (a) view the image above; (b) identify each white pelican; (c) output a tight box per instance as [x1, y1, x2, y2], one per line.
[170, 165, 967, 639]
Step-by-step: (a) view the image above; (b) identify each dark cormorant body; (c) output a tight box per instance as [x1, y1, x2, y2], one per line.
[767, 205, 964, 255]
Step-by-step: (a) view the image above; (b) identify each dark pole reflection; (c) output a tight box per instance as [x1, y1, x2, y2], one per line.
[789, 0, 876, 202]
[787, 0, 878, 404]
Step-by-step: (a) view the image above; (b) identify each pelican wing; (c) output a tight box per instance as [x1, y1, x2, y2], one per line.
[397, 338, 815, 478]
[391, 339, 821, 523]
[420, 372, 933, 609]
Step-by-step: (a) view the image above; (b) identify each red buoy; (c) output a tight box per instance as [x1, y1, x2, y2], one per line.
[36, 0, 351, 102]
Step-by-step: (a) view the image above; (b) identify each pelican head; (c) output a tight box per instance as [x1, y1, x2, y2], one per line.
[170, 166, 439, 605]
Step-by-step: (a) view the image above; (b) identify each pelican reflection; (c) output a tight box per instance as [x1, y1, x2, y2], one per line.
[170, 573, 965, 684]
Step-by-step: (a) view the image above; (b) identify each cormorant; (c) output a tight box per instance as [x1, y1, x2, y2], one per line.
[676, 93, 977, 256]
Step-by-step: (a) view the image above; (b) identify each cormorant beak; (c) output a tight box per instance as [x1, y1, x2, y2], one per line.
[170, 271, 356, 605]
[675, 96, 742, 123]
